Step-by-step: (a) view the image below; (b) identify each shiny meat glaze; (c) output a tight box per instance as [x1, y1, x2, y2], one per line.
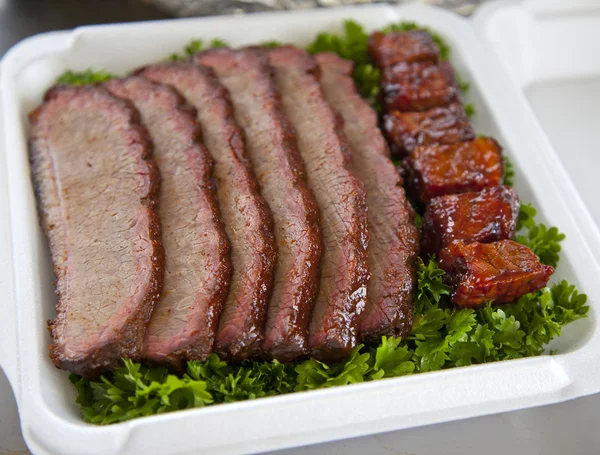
[104, 77, 231, 368]
[268, 46, 369, 361]
[196, 48, 321, 362]
[381, 61, 459, 112]
[29, 85, 164, 377]
[383, 103, 474, 156]
[421, 186, 519, 257]
[136, 62, 276, 361]
[368, 30, 439, 68]
[405, 136, 504, 204]
[315, 52, 419, 343]
[439, 240, 554, 308]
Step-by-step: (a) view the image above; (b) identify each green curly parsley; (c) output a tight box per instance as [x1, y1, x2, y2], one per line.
[503, 155, 515, 186]
[516, 203, 566, 268]
[166, 38, 230, 61]
[62, 20, 587, 425]
[56, 69, 114, 85]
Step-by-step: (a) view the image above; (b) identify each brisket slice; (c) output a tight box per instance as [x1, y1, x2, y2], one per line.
[368, 31, 440, 69]
[196, 48, 321, 362]
[136, 62, 276, 360]
[439, 240, 554, 308]
[316, 52, 419, 343]
[382, 103, 474, 156]
[405, 137, 504, 205]
[421, 186, 519, 257]
[381, 61, 459, 112]
[105, 77, 231, 368]
[29, 85, 164, 377]
[268, 46, 369, 361]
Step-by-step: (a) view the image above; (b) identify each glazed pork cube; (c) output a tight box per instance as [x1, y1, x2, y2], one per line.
[438, 240, 554, 308]
[381, 61, 459, 112]
[382, 103, 474, 156]
[404, 136, 504, 204]
[421, 186, 519, 256]
[368, 30, 439, 68]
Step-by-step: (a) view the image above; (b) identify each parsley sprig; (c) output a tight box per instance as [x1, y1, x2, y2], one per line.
[57, 69, 114, 85]
[516, 203, 565, 268]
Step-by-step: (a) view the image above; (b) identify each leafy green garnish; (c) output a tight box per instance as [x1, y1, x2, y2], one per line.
[261, 40, 284, 48]
[307, 20, 379, 107]
[503, 155, 515, 186]
[465, 103, 476, 118]
[209, 38, 230, 48]
[516, 203, 566, 268]
[168, 38, 230, 61]
[456, 71, 470, 93]
[56, 69, 114, 85]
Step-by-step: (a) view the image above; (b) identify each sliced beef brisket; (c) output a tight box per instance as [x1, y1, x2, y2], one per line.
[196, 48, 321, 362]
[316, 52, 419, 343]
[29, 85, 164, 377]
[137, 62, 276, 360]
[268, 46, 369, 361]
[105, 77, 231, 368]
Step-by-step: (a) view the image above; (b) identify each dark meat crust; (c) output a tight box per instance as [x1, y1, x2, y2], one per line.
[368, 30, 439, 68]
[383, 103, 475, 156]
[136, 62, 276, 361]
[405, 136, 504, 205]
[30, 85, 164, 378]
[196, 48, 322, 362]
[381, 61, 459, 112]
[315, 52, 419, 343]
[104, 77, 231, 369]
[439, 240, 554, 308]
[268, 46, 369, 361]
[421, 186, 520, 257]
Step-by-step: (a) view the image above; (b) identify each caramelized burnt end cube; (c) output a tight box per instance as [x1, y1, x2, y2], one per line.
[382, 61, 459, 112]
[368, 31, 439, 68]
[421, 186, 519, 256]
[383, 103, 475, 156]
[404, 136, 504, 204]
[438, 240, 554, 308]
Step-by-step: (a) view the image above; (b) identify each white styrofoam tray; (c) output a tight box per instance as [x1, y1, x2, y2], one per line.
[474, 0, 600, 229]
[1, 4, 599, 455]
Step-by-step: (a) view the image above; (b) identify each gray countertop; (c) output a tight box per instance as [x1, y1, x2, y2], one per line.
[0, 0, 169, 56]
